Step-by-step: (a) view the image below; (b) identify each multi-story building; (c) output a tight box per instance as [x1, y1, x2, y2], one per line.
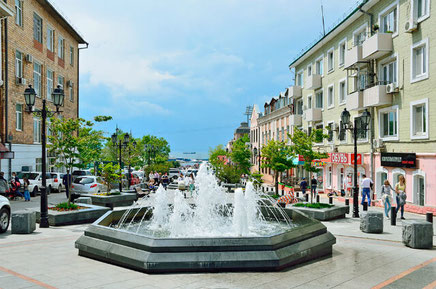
[0, 0, 87, 176]
[226, 122, 250, 153]
[286, 0, 435, 211]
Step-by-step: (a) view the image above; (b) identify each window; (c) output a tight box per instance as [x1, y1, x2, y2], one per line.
[339, 79, 347, 104]
[327, 85, 334, 108]
[33, 62, 42, 97]
[33, 13, 43, 43]
[327, 48, 334, 72]
[15, 0, 23, 27]
[58, 75, 64, 89]
[379, 2, 398, 35]
[307, 95, 312, 109]
[412, 170, 425, 206]
[381, 59, 397, 85]
[16, 104, 23, 131]
[413, 0, 430, 22]
[338, 39, 346, 66]
[326, 166, 332, 188]
[15, 50, 23, 78]
[379, 106, 398, 140]
[296, 99, 303, 115]
[307, 64, 312, 76]
[36, 158, 42, 172]
[297, 71, 303, 87]
[58, 36, 64, 59]
[47, 26, 54, 51]
[69, 46, 74, 66]
[315, 56, 323, 75]
[327, 122, 334, 142]
[315, 123, 323, 143]
[339, 123, 346, 142]
[33, 118, 41, 143]
[47, 70, 54, 101]
[411, 39, 429, 82]
[276, 128, 279, 141]
[356, 117, 368, 141]
[315, 90, 323, 109]
[353, 24, 367, 46]
[410, 99, 428, 139]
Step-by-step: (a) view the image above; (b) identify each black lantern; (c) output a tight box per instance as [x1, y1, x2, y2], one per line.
[123, 133, 130, 144]
[341, 108, 351, 126]
[24, 85, 36, 110]
[360, 109, 371, 129]
[111, 133, 117, 144]
[52, 85, 64, 109]
[133, 141, 137, 148]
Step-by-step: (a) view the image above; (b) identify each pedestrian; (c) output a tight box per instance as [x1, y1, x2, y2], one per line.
[63, 173, 72, 198]
[310, 175, 317, 202]
[0, 172, 9, 196]
[161, 173, 169, 189]
[395, 175, 407, 220]
[360, 174, 373, 207]
[188, 173, 195, 197]
[380, 180, 393, 218]
[154, 171, 159, 185]
[300, 177, 308, 196]
[23, 177, 31, 201]
[148, 171, 154, 182]
[12, 172, 19, 182]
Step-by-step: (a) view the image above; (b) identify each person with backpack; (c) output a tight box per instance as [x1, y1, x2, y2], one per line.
[10, 177, 24, 200]
[300, 177, 308, 196]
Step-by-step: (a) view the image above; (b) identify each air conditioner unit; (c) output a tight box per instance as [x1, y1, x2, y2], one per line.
[405, 19, 418, 33]
[15, 77, 26, 85]
[66, 80, 74, 87]
[25, 54, 33, 63]
[386, 83, 398, 94]
[374, 139, 385, 149]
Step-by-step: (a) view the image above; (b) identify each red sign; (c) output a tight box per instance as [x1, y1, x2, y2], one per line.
[330, 153, 362, 165]
[350, 153, 362, 165]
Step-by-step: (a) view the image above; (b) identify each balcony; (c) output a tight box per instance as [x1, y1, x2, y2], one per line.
[363, 84, 392, 107]
[304, 108, 322, 122]
[346, 91, 363, 111]
[305, 74, 322, 90]
[344, 45, 363, 69]
[287, 86, 302, 98]
[289, 114, 302, 126]
[362, 33, 393, 60]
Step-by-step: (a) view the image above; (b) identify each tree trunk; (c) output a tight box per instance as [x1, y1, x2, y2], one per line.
[275, 172, 279, 196]
[67, 168, 71, 206]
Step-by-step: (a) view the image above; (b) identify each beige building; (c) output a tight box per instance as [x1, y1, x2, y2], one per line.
[0, 0, 87, 175]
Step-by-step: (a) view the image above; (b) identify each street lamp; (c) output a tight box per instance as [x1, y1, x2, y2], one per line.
[24, 85, 64, 228]
[111, 131, 129, 192]
[340, 108, 371, 218]
[145, 144, 156, 166]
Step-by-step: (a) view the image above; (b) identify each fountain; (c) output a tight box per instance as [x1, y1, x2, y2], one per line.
[75, 163, 336, 273]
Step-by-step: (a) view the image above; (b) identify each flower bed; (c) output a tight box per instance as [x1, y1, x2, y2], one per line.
[37, 204, 110, 226]
[48, 202, 86, 212]
[290, 203, 349, 221]
[93, 192, 121, 196]
[293, 203, 333, 209]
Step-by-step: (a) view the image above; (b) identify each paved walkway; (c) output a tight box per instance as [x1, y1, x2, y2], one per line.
[1, 194, 435, 289]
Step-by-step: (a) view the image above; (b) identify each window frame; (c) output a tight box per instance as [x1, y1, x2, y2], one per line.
[315, 89, 323, 110]
[315, 54, 324, 76]
[327, 47, 335, 73]
[378, 1, 399, 37]
[307, 64, 313, 77]
[379, 52, 398, 87]
[69, 85, 74, 102]
[47, 69, 54, 101]
[326, 165, 332, 189]
[16, 103, 23, 131]
[33, 12, 43, 43]
[33, 61, 42, 98]
[410, 98, 429, 140]
[327, 83, 334, 109]
[57, 74, 64, 89]
[410, 38, 429, 83]
[338, 77, 347, 105]
[47, 25, 54, 52]
[58, 35, 65, 59]
[307, 94, 312, 109]
[338, 37, 347, 67]
[379, 105, 399, 141]
[15, 0, 23, 27]
[326, 121, 334, 144]
[296, 69, 304, 87]
[69, 46, 74, 66]
[15, 50, 23, 78]
[33, 117, 42, 144]
[412, 0, 430, 23]
[353, 23, 368, 47]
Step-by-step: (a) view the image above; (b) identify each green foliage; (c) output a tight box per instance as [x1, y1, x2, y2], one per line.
[54, 202, 79, 210]
[144, 162, 172, 176]
[288, 128, 329, 174]
[100, 163, 121, 193]
[208, 145, 241, 184]
[94, 115, 113, 122]
[293, 203, 333, 209]
[208, 145, 227, 170]
[170, 161, 181, 168]
[230, 135, 251, 174]
[217, 164, 241, 184]
[249, 172, 264, 190]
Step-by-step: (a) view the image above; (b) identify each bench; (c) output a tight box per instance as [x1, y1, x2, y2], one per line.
[11, 210, 36, 234]
[360, 211, 383, 233]
[402, 220, 433, 249]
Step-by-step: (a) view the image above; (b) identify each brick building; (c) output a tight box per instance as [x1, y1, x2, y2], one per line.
[0, 0, 87, 176]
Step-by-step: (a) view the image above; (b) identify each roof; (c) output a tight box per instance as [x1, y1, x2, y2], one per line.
[36, 0, 88, 44]
[235, 122, 250, 135]
[289, 0, 376, 69]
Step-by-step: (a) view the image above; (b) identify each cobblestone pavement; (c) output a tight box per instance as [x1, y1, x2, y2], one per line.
[1, 193, 435, 289]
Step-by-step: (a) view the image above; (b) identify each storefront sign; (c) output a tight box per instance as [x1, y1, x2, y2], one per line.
[381, 152, 416, 168]
[330, 153, 362, 165]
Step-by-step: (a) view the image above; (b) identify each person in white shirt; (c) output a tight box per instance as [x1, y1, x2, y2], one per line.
[360, 174, 373, 207]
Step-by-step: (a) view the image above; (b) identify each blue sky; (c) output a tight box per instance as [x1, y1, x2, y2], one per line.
[52, 0, 354, 158]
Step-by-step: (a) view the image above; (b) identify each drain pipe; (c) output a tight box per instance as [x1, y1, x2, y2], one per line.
[370, 107, 375, 200]
[358, 4, 374, 36]
[4, 18, 11, 179]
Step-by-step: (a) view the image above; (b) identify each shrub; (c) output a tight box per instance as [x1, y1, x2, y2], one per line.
[293, 203, 333, 209]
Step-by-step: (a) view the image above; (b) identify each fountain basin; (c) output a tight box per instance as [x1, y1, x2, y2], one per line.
[75, 207, 336, 273]
[80, 192, 137, 209]
[289, 204, 349, 221]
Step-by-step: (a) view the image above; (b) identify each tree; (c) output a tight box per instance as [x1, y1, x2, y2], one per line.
[261, 140, 296, 195]
[100, 163, 121, 193]
[289, 128, 329, 202]
[230, 135, 251, 174]
[77, 122, 106, 170]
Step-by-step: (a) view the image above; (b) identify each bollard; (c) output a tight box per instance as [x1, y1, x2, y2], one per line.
[363, 202, 368, 211]
[391, 207, 396, 226]
[296, 191, 300, 198]
[316, 195, 320, 203]
[345, 199, 350, 214]
[426, 212, 433, 223]
[282, 189, 284, 196]
[329, 196, 333, 204]
[305, 194, 309, 202]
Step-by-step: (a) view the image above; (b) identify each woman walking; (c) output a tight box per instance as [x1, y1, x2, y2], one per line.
[395, 175, 407, 220]
[380, 180, 393, 218]
[23, 177, 31, 201]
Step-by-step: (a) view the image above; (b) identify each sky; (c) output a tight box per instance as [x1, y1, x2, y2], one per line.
[51, 0, 355, 158]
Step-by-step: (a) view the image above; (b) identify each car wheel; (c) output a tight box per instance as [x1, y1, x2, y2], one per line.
[31, 187, 38, 197]
[0, 208, 10, 233]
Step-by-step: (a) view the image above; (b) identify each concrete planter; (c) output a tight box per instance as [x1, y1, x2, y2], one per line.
[81, 192, 137, 209]
[289, 204, 349, 221]
[36, 204, 110, 226]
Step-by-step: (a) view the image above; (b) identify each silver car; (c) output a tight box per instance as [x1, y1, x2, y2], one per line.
[71, 176, 107, 195]
[0, 195, 11, 233]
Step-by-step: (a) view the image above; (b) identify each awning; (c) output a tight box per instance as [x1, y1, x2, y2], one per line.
[0, 143, 14, 159]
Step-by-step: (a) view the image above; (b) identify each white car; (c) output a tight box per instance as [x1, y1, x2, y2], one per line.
[71, 176, 107, 195]
[0, 195, 11, 233]
[17, 172, 56, 197]
[51, 172, 65, 193]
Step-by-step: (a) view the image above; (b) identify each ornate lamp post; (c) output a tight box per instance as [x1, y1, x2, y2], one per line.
[127, 138, 136, 188]
[145, 144, 156, 166]
[111, 131, 129, 192]
[24, 85, 64, 228]
[340, 108, 371, 218]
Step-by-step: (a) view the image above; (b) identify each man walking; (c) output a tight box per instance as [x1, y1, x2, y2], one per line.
[310, 175, 317, 203]
[360, 174, 373, 207]
[300, 177, 308, 196]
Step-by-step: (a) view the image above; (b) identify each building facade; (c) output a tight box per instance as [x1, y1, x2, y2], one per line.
[0, 0, 87, 176]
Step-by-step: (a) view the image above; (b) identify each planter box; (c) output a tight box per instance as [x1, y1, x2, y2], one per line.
[80, 192, 137, 209]
[36, 204, 110, 226]
[289, 204, 349, 221]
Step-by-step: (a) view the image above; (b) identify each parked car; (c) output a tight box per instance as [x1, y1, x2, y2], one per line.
[0, 195, 11, 233]
[16, 172, 56, 197]
[51, 172, 65, 193]
[72, 170, 92, 179]
[71, 176, 107, 195]
[169, 168, 180, 180]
